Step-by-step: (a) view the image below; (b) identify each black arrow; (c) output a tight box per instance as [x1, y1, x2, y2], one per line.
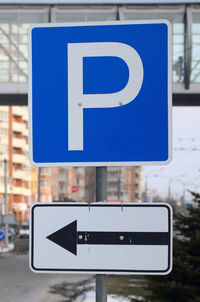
[46, 220, 169, 256]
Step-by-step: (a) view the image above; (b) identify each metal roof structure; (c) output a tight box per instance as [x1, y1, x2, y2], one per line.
[0, 0, 200, 106]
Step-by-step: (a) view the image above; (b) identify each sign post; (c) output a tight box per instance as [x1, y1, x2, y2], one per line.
[29, 20, 172, 302]
[96, 167, 107, 302]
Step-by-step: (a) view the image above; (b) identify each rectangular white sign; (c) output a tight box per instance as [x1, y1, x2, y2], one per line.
[30, 203, 172, 275]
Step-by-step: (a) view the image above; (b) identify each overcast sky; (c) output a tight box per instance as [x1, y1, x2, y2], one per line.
[143, 106, 200, 201]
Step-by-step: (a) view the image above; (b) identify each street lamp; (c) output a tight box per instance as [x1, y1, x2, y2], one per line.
[168, 174, 185, 201]
[4, 159, 9, 247]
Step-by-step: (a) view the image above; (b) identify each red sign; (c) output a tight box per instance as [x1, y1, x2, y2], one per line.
[72, 186, 78, 193]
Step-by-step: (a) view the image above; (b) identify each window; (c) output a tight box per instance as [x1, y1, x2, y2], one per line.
[121, 6, 185, 83]
[41, 180, 50, 188]
[41, 167, 51, 175]
[0, 8, 49, 83]
[191, 11, 200, 83]
[0, 127, 8, 135]
[59, 183, 67, 193]
[0, 144, 8, 153]
[0, 111, 8, 120]
[53, 6, 117, 23]
[59, 173, 67, 181]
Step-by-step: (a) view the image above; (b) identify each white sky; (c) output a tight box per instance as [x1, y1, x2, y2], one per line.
[143, 106, 200, 201]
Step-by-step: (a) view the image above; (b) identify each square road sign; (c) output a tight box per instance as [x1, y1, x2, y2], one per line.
[28, 20, 172, 166]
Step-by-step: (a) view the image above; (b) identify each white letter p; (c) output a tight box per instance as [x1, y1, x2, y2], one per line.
[68, 42, 144, 150]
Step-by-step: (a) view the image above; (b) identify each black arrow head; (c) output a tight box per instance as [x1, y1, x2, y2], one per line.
[46, 220, 77, 255]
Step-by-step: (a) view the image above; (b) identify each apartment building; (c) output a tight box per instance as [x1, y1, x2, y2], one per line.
[51, 167, 86, 202]
[56, 167, 68, 201]
[125, 166, 143, 202]
[107, 166, 143, 202]
[51, 167, 59, 201]
[9, 106, 31, 221]
[0, 106, 31, 222]
[29, 166, 38, 204]
[40, 167, 52, 202]
[0, 106, 55, 221]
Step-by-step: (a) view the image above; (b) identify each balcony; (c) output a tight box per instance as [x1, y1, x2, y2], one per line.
[12, 138, 26, 148]
[13, 170, 25, 179]
[13, 122, 26, 133]
[12, 186, 31, 196]
[135, 178, 140, 185]
[13, 154, 27, 164]
[135, 167, 141, 175]
[12, 106, 26, 117]
[25, 172, 31, 181]
[23, 128, 28, 136]
[0, 185, 12, 195]
[12, 170, 31, 181]
[23, 113, 28, 121]
[23, 144, 29, 152]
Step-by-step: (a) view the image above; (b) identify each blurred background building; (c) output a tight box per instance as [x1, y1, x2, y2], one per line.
[0, 0, 200, 222]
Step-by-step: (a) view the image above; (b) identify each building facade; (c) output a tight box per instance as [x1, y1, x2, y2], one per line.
[0, 106, 30, 222]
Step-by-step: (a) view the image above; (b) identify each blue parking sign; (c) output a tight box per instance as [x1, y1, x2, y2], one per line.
[28, 20, 172, 166]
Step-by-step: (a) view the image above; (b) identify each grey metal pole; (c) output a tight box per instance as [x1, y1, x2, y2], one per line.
[168, 183, 171, 201]
[117, 176, 121, 200]
[144, 179, 148, 202]
[38, 167, 41, 202]
[4, 159, 9, 247]
[96, 166, 107, 302]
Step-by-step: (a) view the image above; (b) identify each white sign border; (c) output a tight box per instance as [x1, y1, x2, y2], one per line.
[30, 202, 173, 275]
[28, 19, 172, 167]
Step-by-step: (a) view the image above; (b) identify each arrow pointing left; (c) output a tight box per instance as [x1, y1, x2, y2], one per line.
[47, 220, 77, 255]
[47, 220, 169, 256]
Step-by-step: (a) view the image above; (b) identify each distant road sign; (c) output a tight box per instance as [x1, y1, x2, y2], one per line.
[29, 20, 172, 167]
[71, 186, 78, 193]
[30, 203, 172, 274]
[0, 230, 6, 241]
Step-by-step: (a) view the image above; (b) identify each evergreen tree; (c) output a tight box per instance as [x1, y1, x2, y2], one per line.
[146, 192, 200, 302]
